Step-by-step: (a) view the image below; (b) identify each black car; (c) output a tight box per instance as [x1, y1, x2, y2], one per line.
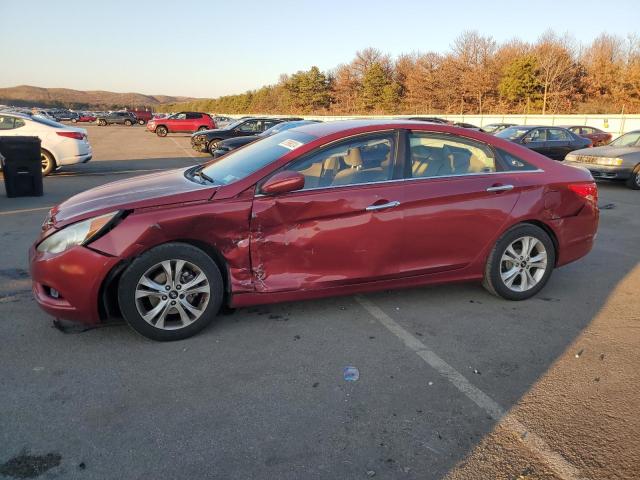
[211, 120, 321, 158]
[495, 125, 592, 160]
[191, 117, 302, 155]
[96, 111, 137, 126]
[403, 116, 451, 124]
[453, 122, 485, 132]
[482, 123, 517, 134]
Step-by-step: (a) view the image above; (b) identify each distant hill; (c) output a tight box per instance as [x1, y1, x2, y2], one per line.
[0, 85, 198, 109]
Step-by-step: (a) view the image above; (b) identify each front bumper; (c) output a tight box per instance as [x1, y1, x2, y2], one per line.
[563, 160, 632, 180]
[191, 135, 209, 152]
[29, 244, 119, 325]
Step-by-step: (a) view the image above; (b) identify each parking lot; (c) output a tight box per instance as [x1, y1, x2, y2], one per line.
[1, 125, 638, 480]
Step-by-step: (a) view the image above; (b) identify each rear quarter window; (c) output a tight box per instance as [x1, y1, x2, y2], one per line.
[497, 149, 539, 171]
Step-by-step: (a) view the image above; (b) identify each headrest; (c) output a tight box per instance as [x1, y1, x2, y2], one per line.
[344, 147, 363, 167]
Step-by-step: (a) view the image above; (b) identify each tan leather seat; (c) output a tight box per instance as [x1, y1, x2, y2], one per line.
[331, 148, 363, 185]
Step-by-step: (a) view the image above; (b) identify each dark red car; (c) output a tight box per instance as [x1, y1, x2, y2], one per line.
[146, 111, 215, 137]
[30, 121, 599, 341]
[130, 110, 153, 125]
[72, 113, 97, 123]
[562, 125, 612, 146]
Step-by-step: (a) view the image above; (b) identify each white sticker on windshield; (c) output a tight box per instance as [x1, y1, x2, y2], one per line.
[278, 139, 304, 150]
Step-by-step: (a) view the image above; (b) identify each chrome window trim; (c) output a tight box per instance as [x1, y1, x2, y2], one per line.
[254, 169, 545, 197]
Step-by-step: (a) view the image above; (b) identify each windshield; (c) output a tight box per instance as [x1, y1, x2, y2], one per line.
[224, 119, 244, 130]
[198, 130, 316, 185]
[495, 126, 531, 140]
[609, 131, 640, 147]
[31, 116, 65, 128]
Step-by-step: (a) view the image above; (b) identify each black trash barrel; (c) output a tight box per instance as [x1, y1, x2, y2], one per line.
[0, 136, 43, 197]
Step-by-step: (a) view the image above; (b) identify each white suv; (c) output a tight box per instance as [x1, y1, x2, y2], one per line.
[0, 112, 93, 175]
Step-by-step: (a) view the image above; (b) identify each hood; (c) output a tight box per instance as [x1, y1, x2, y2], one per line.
[50, 168, 216, 227]
[569, 145, 640, 157]
[194, 127, 232, 136]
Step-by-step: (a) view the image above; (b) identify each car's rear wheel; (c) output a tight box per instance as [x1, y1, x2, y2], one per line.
[138, 119, 146, 125]
[156, 126, 168, 137]
[41, 149, 56, 176]
[118, 243, 223, 341]
[98, 119, 106, 126]
[483, 224, 555, 300]
[71, 118, 77, 123]
[208, 139, 222, 155]
[124, 119, 133, 126]
[626, 165, 640, 190]
[197, 126, 208, 132]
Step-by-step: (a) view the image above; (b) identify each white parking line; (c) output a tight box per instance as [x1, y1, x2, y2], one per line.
[169, 137, 196, 158]
[355, 295, 587, 480]
[0, 206, 51, 216]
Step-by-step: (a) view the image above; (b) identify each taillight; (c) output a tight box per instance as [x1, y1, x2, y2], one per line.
[568, 182, 598, 205]
[56, 131, 84, 140]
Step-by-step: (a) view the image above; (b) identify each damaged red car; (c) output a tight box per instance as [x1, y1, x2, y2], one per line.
[30, 120, 599, 341]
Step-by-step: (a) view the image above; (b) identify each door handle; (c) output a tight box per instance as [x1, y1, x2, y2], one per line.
[366, 200, 401, 211]
[486, 184, 514, 192]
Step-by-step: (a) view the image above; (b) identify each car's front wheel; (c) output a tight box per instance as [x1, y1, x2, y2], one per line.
[626, 165, 640, 190]
[98, 119, 106, 126]
[41, 149, 56, 176]
[156, 126, 168, 137]
[208, 139, 222, 155]
[483, 224, 555, 300]
[118, 243, 223, 341]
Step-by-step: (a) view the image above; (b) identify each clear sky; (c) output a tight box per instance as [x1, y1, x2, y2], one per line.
[1, 0, 638, 98]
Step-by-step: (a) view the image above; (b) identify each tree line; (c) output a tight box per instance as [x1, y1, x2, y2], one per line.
[156, 31, 640, 115]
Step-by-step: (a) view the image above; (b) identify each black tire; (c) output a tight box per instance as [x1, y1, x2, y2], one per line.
[71, 118, 77, 123]
[197, 126, 208, 132]
[98, 119, 107, 126]
[118, 243, 223, 341]
[156, 126, 168, 137]
[41, 149, 56, 176]
[482, 223, 556, 301]
[124, 119, 133, 126]
[138, 119, 146, 125]
[626, 164, 640, 190]
[208, 139, 222, 155]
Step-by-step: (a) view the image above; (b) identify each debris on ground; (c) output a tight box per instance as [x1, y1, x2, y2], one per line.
[599, 203, 616, 210]
[366, 470, 376, 477]
[575, 349, 584, 358]
[473, 369, 481, 375]
[293, 334, 301, 340]
[343, 366, 360, 382]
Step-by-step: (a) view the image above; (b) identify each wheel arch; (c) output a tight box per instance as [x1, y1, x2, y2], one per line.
[98, 239, 232, 322]
[41, 147, 57, 166]
[512, 219, 560, 266]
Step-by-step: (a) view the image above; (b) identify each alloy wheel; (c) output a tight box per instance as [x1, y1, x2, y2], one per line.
[135, 260, 210, 330]
[499, 236, 548, 292]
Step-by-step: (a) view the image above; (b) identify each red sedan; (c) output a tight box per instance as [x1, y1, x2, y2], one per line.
[30, 121, 599, 341]
[562, 125, 612, 146]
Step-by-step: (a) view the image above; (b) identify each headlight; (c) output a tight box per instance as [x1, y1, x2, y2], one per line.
[37, 211, 120, 254]
[596, 157, 623, 166]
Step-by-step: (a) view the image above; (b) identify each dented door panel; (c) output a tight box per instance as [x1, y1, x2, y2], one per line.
[249, 182, 406, 292]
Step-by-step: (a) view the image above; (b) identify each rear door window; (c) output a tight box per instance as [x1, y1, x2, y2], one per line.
[408, 133, 497, 178]
[547, 128, 571, 141]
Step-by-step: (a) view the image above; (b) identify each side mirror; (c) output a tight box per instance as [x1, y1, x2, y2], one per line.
[261, 171, 305, 195]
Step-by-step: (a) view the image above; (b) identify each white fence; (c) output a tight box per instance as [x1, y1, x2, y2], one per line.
[223, 113, 640, 135]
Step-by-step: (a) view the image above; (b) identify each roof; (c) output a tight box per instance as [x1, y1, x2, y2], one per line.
[291, 119, 468, 137]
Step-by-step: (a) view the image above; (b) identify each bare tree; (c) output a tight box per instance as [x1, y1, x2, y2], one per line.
[535, 31, 579, 114]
